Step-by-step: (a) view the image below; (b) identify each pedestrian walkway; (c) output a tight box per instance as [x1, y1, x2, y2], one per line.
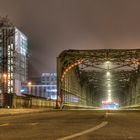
[0, 108, 52, 116]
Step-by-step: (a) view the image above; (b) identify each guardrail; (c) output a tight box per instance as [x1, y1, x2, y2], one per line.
[120, 104, 140, 109]
[62, 103, 99, 109]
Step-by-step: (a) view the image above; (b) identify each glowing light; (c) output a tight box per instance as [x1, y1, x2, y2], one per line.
[28, 82, 32, 86]
[106, 71, 110, 76]
[107, 78, 111, 81]
[63, 71, 66, 75]
[65, 69, 69, 72]
[108, 97, 112, 102]
[107, 83, 111, 87]
[71, 64, 74, 67]
[108, 90, 111, 93]
[61, 59, 84, 82]
[106, 61, 110, 64]
[3, 74, 7, 79]
[108, 93, 111, 96]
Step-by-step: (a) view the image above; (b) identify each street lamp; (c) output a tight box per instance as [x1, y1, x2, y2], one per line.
[27, 81, 32, 108]
[27, 82, 32, 95]
[3, 74, 7, 79]
[2, 73, 7, 108]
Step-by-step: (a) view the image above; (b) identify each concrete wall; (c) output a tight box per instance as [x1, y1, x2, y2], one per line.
[12, 95, 56, 108]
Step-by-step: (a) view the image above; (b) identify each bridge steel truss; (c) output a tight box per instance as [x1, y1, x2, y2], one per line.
[57, 49, 140, 109]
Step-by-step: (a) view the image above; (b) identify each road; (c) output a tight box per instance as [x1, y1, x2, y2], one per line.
[0, 110, 140, 140]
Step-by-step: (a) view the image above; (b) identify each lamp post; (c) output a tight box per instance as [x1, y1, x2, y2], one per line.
[28, 82, 32, 95]
[28, 81, 32, 108]
[2, 73, 7, 108]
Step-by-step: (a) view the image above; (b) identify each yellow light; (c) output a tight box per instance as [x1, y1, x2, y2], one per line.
[107, 78, 111, 81]
[106, 71, 110, 76]
[68, 66, 72, 69]
[71, 64, 74, 67]
[28, 82, 32, 86]
[63, 71, 66, 75]
[3, 74, 7, 79]
[106, 61, 110, 64]
[108, 90, 111, 93]
[107, 83, 111, 87]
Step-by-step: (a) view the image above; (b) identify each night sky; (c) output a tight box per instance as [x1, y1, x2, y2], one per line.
[0, 0, 140, 77]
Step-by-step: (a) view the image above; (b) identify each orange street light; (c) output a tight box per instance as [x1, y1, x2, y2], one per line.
[28, 81, 32, 86]
[27, 81, 32, 95]
[3, 74, 7, 79]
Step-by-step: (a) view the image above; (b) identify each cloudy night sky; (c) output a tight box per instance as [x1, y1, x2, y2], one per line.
[0, 0, 140, 77]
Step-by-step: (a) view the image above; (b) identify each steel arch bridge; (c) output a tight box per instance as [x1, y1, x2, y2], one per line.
[56, 49, 140, 109]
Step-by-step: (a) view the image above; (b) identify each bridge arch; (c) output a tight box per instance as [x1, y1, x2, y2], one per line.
[56, 49, 140, 109]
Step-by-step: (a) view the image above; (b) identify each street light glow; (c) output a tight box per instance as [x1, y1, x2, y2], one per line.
[106, 61, 110, 64]
[106, 71, 111, 76]
[108, 83, 111, 87]
[108, 89, 111, 93]
[108, 93, 111, 96]
[3, 74, 7, 79]
[28, 81, 32, 86]
[107, 78, 111, 81]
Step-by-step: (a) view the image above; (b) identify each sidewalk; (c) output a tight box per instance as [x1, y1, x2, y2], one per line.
[0, 108, 53, 117]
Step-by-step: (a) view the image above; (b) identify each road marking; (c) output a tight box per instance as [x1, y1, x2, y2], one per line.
[57, 121, 108, 140]
[0, 123, 9, 127]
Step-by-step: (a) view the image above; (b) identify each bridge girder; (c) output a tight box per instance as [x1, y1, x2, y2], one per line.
[57, 49, 140, 108]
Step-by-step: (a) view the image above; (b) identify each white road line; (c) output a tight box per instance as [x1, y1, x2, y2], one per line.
[57, 121, 108, 140]
[0, 123, 9, 127]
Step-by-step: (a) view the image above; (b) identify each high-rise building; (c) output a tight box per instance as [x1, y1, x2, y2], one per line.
[0, 17, 28, 107]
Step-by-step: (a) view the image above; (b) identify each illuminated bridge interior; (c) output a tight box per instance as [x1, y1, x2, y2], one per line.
[57, 49, 140, 109]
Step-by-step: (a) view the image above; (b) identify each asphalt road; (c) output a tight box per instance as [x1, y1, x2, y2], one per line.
[0, 110, 140, 140]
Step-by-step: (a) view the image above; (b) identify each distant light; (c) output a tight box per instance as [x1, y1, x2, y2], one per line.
[107, 83, 111, 87]
[3, 74, 7, 79]
[108, 98, 112, 102]
[106, 71, 110, 76]
[108, 93, 111, 96]
[107, 78, 111, 81]
[108, 90, 111, 93]
[28, 82, 32, 86]
[20, 89, 25, 92]
[106, 61, 110, 64]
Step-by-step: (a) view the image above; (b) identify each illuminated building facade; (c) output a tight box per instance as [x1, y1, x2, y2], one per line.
[0, 18, 28, 107]
[41, 73, 57, 85]
[23, 73, 57, 100]
[41, 73, 57, 99]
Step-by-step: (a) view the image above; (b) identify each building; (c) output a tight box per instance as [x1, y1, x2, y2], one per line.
[31, 84, 57, 100]
[41, 73, 57, 85]
[24, 73, 57, 100]
[41, 73, 57, 99]
[0, 17, 28, 107]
